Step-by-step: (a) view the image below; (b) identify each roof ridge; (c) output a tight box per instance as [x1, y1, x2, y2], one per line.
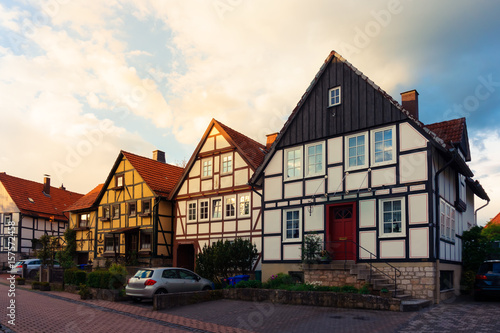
[0, 172, 82, 196]
[214, 119, 266, 149]
[121, 150, 184, 171]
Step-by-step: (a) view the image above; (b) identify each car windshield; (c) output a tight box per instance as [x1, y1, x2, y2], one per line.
[14, 261, 24, 266]
[479, 262, 500, 274]
[134, 269, 153, 278]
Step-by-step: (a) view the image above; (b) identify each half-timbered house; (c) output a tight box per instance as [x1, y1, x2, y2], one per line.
[0, 173, 83, 268]
[249, 51, 489, 302]
[170, 119, 266, 272]
[93, 150, 183, 267]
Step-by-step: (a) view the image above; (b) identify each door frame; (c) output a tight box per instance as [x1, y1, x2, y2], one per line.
[325, 201, 357, 260]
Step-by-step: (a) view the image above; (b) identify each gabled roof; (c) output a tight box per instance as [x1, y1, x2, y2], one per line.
[66, 184, 104, 212]
[486, 212, 500, 227]
[98, 151, 184, 200]
[0, 172, 83, 221]
[426, 118, 471, 161]
[170, 119, 266, 199]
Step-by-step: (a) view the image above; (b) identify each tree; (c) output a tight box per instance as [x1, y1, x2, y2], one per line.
[462, 226, 491, 272]
[56, 228, 77, 268]
[36, 234, 58, 266]
[481, 221, 500, 241]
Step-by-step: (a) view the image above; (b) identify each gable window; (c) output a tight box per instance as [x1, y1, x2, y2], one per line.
[129, 202, 137, 216]
[202, 159, 213, 178]
[79, 213, 90, 228]
[115, 174, 124, 188]
[5, 214, 12, 224]
[102, 206, 110, 220]
[239, 194, 250, 217]
[440, 199, 456, 242]
[225, 196, 236, 218]
[305, 142, 325, 177]
[328, 86, 341, 107]
[285, 147, 302, 180]
[371, 126, 395, 166]
[283, 208, 301, 242]
[187, 201, 197, 222]
[212, 198, 222, 220]
[345, 132, 368, 170]
[112, 205, 120, 219]
[456, 174, 467, 212]
[141, 200, 151, 215]
[140, 232, 152, 251]
[221, 153, 233, 174]
[379, 197, 406, 237]
[199, 199, 209, 221]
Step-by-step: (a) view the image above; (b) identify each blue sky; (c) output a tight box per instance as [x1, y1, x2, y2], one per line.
[0, 0, 499, 225]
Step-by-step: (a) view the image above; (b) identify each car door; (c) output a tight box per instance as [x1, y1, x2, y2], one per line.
[160, 269, 184, 293]
[178, 269, 202, 292]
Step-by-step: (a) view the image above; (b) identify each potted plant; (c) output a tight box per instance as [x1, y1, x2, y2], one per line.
[380, 288, 391, 298]
[16, 277, 25, 285]
[31, 281, 41, 290]
[78, 284, 91, 300]
[319, 250, 331, 264]
[40, 281, 51, 291]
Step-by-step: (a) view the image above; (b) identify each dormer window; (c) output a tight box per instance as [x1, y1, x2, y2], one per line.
[115, 174, 124, 189]
[328, 86, 341, 107]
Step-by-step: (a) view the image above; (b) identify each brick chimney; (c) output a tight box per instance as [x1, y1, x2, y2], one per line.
[43, 175, 50, 195]
[153, 150, 166, 163]
[401, 89, 419, 120]
[266, 133, 278, 150]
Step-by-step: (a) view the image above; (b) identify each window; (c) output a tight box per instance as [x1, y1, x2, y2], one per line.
[346, 133, 368, 170]
[371, 126, 395, 166]
[5, 214, 11, 224]
[221, 153, 233, 174]
[212, 198, 222, 219]
[379, 198, 406, 237]
[284, 209, 301, 241]
[112, 205, 120, 219]
[104, 237, 115, 252]
[440, 271, 454, 291]
[140, 232, 151, 251]
[440, 199, 456, 241]
[142, 200, 151, 215]
[129, 202, 137, 216]
[79, 213, 90, 228]
[239, 194, 250, 217]
[225, 196, 236, 218]
[187, 201, 197, 222]
[202, 159, 212, 178]
[102, 206, 110, 220]
[199, 200, 209, 221]
[328, 86, 341, 107]
[305, 142, 324, 177]
[456, 173, 467, 212]
[115, 174, 124, 188]
[285, 147, 302, 180]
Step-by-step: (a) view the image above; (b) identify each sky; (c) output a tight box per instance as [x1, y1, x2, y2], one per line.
[0, 0, 499, 225]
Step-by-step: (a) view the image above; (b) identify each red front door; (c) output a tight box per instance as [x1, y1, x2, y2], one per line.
[326, 202, 357, 261]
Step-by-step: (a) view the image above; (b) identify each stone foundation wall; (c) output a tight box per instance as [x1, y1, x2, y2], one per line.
[303, 265, 366, 289]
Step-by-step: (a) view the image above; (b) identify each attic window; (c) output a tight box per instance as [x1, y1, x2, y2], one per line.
[28, 197, 35, 203]
[328, 86, 341, 107]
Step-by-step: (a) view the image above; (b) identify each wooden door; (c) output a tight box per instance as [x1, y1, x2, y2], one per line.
[326, 202, 357, 260]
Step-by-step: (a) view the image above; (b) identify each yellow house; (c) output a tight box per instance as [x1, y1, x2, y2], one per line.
[94, 150, 184, 267]
[66, 184, 104, 265]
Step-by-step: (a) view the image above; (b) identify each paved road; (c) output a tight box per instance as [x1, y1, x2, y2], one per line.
[1, 277, 500, 332]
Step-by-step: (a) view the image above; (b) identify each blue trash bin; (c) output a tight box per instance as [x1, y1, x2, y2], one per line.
[230, 275, 250, 286]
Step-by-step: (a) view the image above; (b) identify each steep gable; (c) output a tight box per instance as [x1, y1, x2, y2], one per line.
[66, 183, 104, 212]
[426, 118, 470, 161]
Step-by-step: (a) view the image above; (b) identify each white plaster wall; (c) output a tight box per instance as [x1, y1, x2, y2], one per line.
[190, 160, 201, 177]
[305, 178, 326, 196]
[238, 219, 251, 231]
[264, 209, 281, 234]
[327, 166, 343, 193]
[400, 122, 427, 151]
[220, 175, 233, 188]
[359, 199, 376, 228]
[211, 222, 222, 233]
[210, 127, 219, 136]
[176, 217, 185, 235]
[199, 223, 209, 234]
[266, 150, 283, 175]
[187, 224, 196, 235]
[234, 152, 246, 169]
[200, 137, 215, 153]
[359, 231, 376, 259]
[371, 167, 396, 187]
[234, 169, 248, 186]
[409, 193, 428, 224]
[201, 179, 212, 191]
[283, 244, 301, 260]
[400, 151, 427, 183]
[0, 184, 19, 212]
[327, 137, 343, 164]
[409, 228, 429, 258]
[188, 178, 200, 193]
[304, 206, 324, 231]
[263, 236, 281, 260]
[252, 191, 262, 208]
[224, 221, 236, 232]
[284, 181, 302, 198]
[380, 240, 405, 259]
[264, 176, 282, 201]
[216, 135, 231, 149]
[346, 171, 368, 191]
[178, 183, 188, 195]
[252, 210, 261, 230]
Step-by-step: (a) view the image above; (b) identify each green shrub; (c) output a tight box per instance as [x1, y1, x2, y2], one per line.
[340, 285, 358, 293]
[235, 280, 263, 289]
[358, 284, 371, 294]
[108, 263, 127, 289]
[263, 273, 294, 289]
[64, 267, 79, 285]
[74, 270, 87, 286]
[87, 270, 113, 289]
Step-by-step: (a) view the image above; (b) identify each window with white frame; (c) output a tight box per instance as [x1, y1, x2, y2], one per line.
[202, 159, 212, 178]
[199, 199, 209, 221]
[440, 199, 456, 241]
[328, 86, 341, 107]
[285, 147, 302, 180]
[371, 126, 395, 166]
[345, 132, 368, 170]
[238, 194, 250, 217]
[187, 201, 197, 222]
[379, 197, 406, 237]
[212, 198, 222, 219]
[305, 142, 324, 177]
[221, 153, 233, 174]
[225, 196, 236, 218]
[283, 208, 301, 241]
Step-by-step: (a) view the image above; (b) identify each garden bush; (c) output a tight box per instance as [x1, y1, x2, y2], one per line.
[263, 273, 295, 289]
[235, 280, 263, 289]
[64, 267, 79, 285]
[87, 270, 113, 289]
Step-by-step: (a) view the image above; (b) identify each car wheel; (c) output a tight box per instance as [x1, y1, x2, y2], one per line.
[28, 270, 37, 279]
[202, 286, 212, 291]
[155, 288, 168, 295]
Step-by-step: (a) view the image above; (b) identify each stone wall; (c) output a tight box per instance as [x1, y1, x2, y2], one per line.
[303, 264, 367, 289]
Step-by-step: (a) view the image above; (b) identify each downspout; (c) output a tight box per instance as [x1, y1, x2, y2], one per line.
[434, 148, 457, 304]
[474, 200, 490, 226]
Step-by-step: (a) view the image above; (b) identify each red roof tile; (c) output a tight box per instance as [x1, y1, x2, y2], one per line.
[426, 118, 465, 148]
[216, 120, 266, 169]
[66, 184, 104, 212]
[0, 172, 83, 221]
[122, 151, 184, 197]
[486, 212, 500, 227]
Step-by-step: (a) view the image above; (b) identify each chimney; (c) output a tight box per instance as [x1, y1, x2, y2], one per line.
[401, 89, 419, 120]
[43, 174, 50, 195]
[153, 150, 166, 163]
[266, 133, 278, 150]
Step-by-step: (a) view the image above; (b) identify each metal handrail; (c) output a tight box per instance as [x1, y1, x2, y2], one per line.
[325, 240, 402, 296]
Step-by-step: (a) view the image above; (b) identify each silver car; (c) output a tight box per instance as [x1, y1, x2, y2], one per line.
[9, 259, 60, 279]
[125, 267, 214, 301]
